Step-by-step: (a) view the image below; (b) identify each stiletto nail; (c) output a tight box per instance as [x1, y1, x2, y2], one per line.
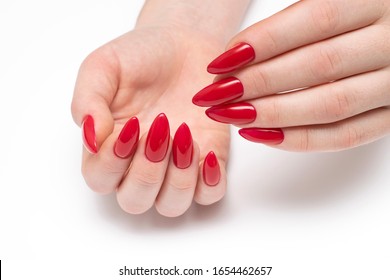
[145, 113, 170, 162]
[192, 77, 243, 107]
[114, 117, 140, 159]
[203, 151, 221, 186]
[172, 123, 193, 169]
[207, 42, 255, 74]
[239, 128, 284, 145]
[82, 115, 97, 154]
[206, 102, 256, 125]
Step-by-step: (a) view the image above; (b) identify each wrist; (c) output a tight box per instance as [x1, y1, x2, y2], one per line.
[136, 0, 251, 44]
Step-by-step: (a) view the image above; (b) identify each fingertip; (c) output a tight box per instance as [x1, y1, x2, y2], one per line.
[82, 115, 98, 154]
[194, 152, 226, 205]
[203, 151, 221, 186]
[207, 42, 255, 74]
[113, 117, 140, 159]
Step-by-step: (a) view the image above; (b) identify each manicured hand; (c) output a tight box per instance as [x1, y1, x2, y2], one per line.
[71, 26, 229, 217]
[194, 0, 390, 151]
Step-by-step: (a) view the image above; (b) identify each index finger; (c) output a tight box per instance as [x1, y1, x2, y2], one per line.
[207, 0, 385, 74]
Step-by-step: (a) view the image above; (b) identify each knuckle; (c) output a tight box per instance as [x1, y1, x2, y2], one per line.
[297, 128, 311, 152]
[322, 87, 352, 121]
[169, 180, 194, 192]
[259, 98, 281, 126]
[311, 1, 340, 34]
[132, 168, 162, 189]
[263, 28, 279, 54]
[308, 45, 343, 81]
[337, 125, 363, 149]
[250, 66, 273, 95]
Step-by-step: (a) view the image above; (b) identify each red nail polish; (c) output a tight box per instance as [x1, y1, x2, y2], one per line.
[239, 128, 284, 145]
[114, 117, 140, 159]
[172, 123, 193, 169]
[206, 102, 256, 125]
[145, 113, 170, 162]
[82, 115, 97, 154]
[207, 42, 255, 74]
[203, 151, 221, 186]
[192, 77, 243, 107]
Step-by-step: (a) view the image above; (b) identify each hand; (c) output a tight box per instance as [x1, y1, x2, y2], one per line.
[194, 0, 390, 152]
[71, 26, 230, 217]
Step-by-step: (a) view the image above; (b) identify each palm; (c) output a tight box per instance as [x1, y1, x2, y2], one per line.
[99, 27, 230, 162]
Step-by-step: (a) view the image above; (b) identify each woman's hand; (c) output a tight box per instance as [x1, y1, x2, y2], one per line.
[194, 0, 390, 152]
[71, 25, 232, 217]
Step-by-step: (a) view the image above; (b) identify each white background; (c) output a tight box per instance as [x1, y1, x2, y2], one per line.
[1, 0, 390, 279]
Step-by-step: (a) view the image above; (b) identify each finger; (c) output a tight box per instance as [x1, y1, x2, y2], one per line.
[233, 24, 390, 100]
[82, 117, 139, 194]
[194, 151, 227, 206]
[155, 124, 200, 217]
[207, 0, 385, 74]
[205, 67, 390, 128]
[116, 113, 171, 215]
[194, 24, 390, 107]
[71, 47, 120, 153]
[239, 107, 390, 152]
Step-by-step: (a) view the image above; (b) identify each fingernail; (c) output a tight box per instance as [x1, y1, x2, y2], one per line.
[207, 42, 255, 74]
[192, 77, 243, 107]
[114, 117, 140, 159]
[203, 151, 221, 186]
[82, 115, 97, 154]
[145, 113, 170, 162]
[172, 123, 193, 169]
[239, 128, 284, 145]
[206, 102, 256, 125]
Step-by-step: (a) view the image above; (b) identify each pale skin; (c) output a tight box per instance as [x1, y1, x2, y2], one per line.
[212, 0, 390, 151]
[71, 0, 251, 217]
[72, 0, 390, 217]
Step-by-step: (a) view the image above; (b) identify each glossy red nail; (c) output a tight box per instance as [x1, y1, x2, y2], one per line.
[172, 123, 193, 169]
[192, 77, 243, 107]
[145, 113, 170, 162]
[239, 128, 284, 145]
[114, 117, 140, 159]
[82, 115, 97, 154]
[207, 42, 255, 74]
[206, 102, 256, 125]
[203, 151, 221, 186]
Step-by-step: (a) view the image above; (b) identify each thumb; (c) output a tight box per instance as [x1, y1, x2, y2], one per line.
[71, 50, 118, 153]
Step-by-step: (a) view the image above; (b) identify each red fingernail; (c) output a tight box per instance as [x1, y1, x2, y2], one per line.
[203, 151, 221, 186]
[206, 102, 256, 125]
[145, 113, 170, 162]
[114, 117, 140, 159]
[239, 128, 284, 145]
[207, 42, 255, 74]
[172, 123, 193, 169]
[82, 115, 97, 154]
[192, 77, 243, 107]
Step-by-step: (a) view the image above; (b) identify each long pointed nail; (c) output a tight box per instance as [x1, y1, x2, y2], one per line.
[172, 123, 193, 169]
[145, 113, 170, 162]
[192, 77, 243, 107]
[239, 128, 284, 145]
[207, 42, 255, 74]
[203, 151, 221, 186]
[82, 115, 97, 154]
[114, 117, 140, 159]
[206, 102, 256, 125]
